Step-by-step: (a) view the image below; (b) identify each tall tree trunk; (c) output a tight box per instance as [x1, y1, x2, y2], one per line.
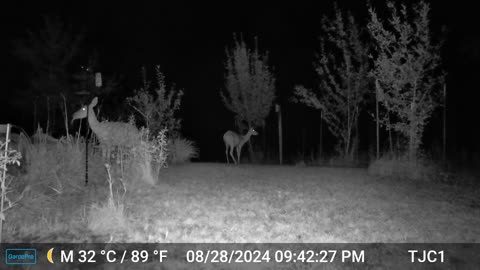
[408, 127, 417, 161]
[277, 104, 283, 164]
[33, 99, 37, 132]
[355, 118, 359, 159]
[319, 111, 323, 161]
[247, 121, 254, 163]
[52, 100, 56, 135]
[248, 140, 254, 163]
[375, 80, 380, 160]
[46, 96, 50, 135]
[409, 84, 418, 161]
[61, 94, 69, 138]
[387, 113, 393, 156]
[302, 126, 306, 156]
[442, 83, 447, 168]
[262, 120, 267, 162]
[349, 133, 358, 162]
[345, 126, 353, 161]
[408, 100, 417, 161]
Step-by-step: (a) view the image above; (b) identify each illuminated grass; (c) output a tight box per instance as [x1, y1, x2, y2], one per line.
[5, 163, 480, 242]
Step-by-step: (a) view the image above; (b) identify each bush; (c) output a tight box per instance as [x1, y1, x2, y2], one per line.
[368, 154, 442, 181]
[127, 66, 184, 137]
[122, 128, 168, 185]
[167, 137, 198, 164]
[1, 132, 30, 174]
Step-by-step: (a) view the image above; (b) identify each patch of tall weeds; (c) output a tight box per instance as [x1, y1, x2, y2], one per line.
[23, 133, 104, 193]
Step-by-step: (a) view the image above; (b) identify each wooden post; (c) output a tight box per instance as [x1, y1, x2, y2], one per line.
[85, 72, 102, 186]
[46, 96, 50, 135]
[443, 83, 447, 167]
[319, 110, 323, 160]
[375, 80, 380, 159]
[262, 120, 267, 162]
[85, 105, 89, 187]
[302, 126, 306, 157]
[276, 104, 283, 164]
[0, 123, 11, 242]
[33, 99, 37, 132]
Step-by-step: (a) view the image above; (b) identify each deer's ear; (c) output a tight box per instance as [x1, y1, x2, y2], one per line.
[91, 97, 98, 106]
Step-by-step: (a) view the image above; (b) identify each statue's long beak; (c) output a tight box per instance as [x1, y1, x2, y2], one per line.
[71, 114, 80, 125]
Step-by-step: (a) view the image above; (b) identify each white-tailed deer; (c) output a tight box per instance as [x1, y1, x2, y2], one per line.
[223, 128, 258, 164]
[72, 97, 140, 162]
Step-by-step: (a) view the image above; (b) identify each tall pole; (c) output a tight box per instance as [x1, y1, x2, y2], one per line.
[85, 71, 102, 186]
[443, 83, 447, 167]
[85, 104, 89, 187]
[262, 121, 267, 162]
[319, 110, 323, 160]
[276, 104, 283, 164]
[1, 124, 11, 242]
[375, 80, 380, 159]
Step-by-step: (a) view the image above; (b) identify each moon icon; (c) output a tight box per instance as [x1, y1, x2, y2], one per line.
[47, 248, 54, 264]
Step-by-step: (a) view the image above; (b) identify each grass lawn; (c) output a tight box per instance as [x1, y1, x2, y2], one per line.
[5, 163, 480, 243]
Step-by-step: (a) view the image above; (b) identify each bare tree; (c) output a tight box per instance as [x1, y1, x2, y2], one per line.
[294, 6, 369, 160]
[368, 1, 445, 160]
[220, 36, 276, 159]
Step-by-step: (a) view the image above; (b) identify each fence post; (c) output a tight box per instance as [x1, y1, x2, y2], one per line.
[276, 104, 283, 165]
[0, 123, 11, 242]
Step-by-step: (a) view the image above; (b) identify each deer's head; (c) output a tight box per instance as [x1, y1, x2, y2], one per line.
[249, 128, 258, 136]
[71, 97, 98, 123]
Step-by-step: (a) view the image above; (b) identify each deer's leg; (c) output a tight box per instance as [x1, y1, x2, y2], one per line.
[229, 145, 237, 164]
[225, 144, 230, 164]
[236, 145, 242, 165]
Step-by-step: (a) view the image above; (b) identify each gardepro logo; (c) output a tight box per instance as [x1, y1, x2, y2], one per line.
[5, 248, 37, 265]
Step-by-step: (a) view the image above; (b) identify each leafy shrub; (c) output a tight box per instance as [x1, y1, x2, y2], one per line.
[167, 137, 198, 164]
[0, 141, 22, 170]
[127, 66, 184, 137]
[123, 128, 168, 185]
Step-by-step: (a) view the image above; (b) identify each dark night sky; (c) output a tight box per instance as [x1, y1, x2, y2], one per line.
[2, 1, 480, 162]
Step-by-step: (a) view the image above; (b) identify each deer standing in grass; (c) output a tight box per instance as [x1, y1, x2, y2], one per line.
[223, 128, 258, 164]
[72, 97, 140, 162]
